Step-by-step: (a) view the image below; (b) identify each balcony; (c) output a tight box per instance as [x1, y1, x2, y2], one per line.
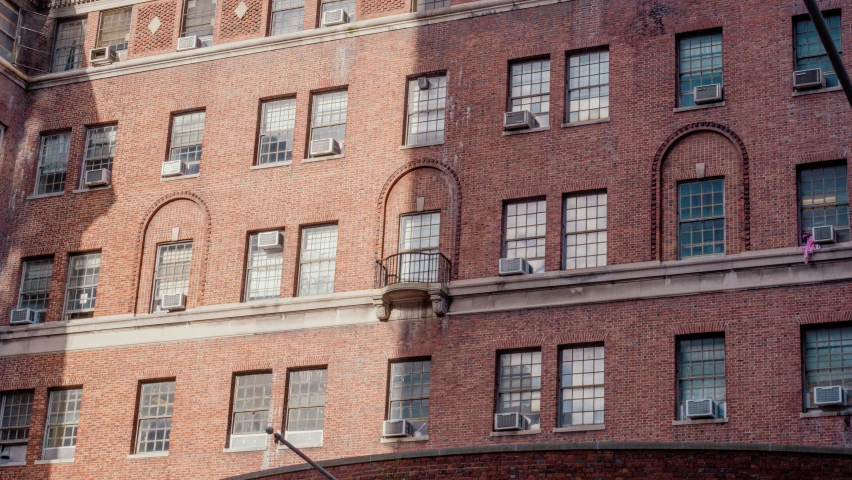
[373, 252, 451, 321]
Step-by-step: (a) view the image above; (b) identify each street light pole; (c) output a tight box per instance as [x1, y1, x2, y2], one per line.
[802, 0, 852, 108]
[265, 427, 340, 480]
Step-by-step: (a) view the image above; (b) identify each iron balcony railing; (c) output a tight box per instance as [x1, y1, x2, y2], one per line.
[375, 252, 451, 288]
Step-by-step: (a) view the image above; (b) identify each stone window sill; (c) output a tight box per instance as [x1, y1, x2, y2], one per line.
[552, 424, 605, 433]
[250, 161, 291, 170]
[672, 418, 728, 426]
[380, 435, 429, 444]
[0, 462, 27, 467]
[792, 86, 842, 97]
[562, 118, 610, 128]
[223, 446, 267, 452]
[400, 141, 444, 150]
[127, 451, 169, 459]
[303, 154, 344, 163]
[502, 126, 550, 137]
[800, 410, 852, 418]
[160, 173, 200, 182]
[673, 102, 726, 113]
[278, 443, 322, 450]
[73, 185, 112, 194]
[34, 458, 74, 464]
[27, 191, 65, 200]
[489, 429, 541, 437]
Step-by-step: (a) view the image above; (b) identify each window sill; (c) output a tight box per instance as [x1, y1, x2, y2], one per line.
[399, 141, 444, 150]
[73, 186, 112, 194]
[27, 191, 65, 200]
[562, 117, 610, 128]
[792, 86, 843, 97]
[303, 154, 344, 163]
[673, 102, 726, 113]
[502, 126, 550, 137]
[160, 173, 200, 182]
[552, 424, 605, 433]
[223, 446, 268, 452]
[672, 418, 728, 426]
[489, 429, 541, 437]
[127, 451, 169, 459]
[380, 435, 429, 444]
[800, 410, 852, 418]
[277, 443, 322, 450]
[0, 462, 26, 467]
[34, 458, 74, 464]
[250, 161, 291, 170]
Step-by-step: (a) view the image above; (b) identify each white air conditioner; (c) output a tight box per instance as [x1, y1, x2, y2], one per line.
[793, 68, 825, 90]
[84, 168, 111, 188]
[89, 46, 117, 66]
[310, 138, 341, 157]
[811, 225, 836, 244]
[177, 35, 201, 51]
[693, 84, 723, 104]
[503, 110, 535, 130]
[417, 77, 430, 90]
[160, 293, 186, 311]
[494, 412, 524, 431]
[684, 399, 717, 419]
[161, 160, 189, 177]
[323, 9, 348, 26]
[257, 231, 282, 250]
[10, 308, 37, 325]
[382, 419, 412, 438]
[499, 257, 532, 276]
[813, 386, 847, 406]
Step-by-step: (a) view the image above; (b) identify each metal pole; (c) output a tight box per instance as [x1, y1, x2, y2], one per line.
[268, 430, 340, 480]
[802, 0, 852, 108]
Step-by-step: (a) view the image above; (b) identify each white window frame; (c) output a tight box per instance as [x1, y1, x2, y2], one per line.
[42, 388, 81, 461]
[63, 252, 101, 320]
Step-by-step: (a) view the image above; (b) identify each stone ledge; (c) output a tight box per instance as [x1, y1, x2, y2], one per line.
[0, 462, 27, 467]
[250, 161, 291, 170]
[34, 458, 74, 464]
[127, 451, 169, 459]
[381, 435, 429, 443]
[489, 429, 541, 437]
[672, 418, 728, 426]
[302, 154, 344, 163]
[800, 410, 852, 418]
[399, 141, 444, 150]
[224, 446, 268, 452]
[792, 86, 843, 97]
[561, 118, 610, 128]
[502, 126, 550, 137]
[160, 173, 200, 182]
[673, 102, 726, 113]
[552, 424, 605, 433]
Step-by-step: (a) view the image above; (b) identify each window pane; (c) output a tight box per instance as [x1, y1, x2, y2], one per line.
[298, 225, 337, 296]
[388, 360, 431, 435]
[36, 132, 71, 195]
[151, 243, 193, 312]
[310, 91, 348, 155]
[398, 213, 441, 282]
[406, 75, 447, 145]
[271, 0, 304, 35]
[497, 350, 541, 428]
[677, 336, 725, 418]
[566, 50, 609, 123]
[560, 346, 604, 426]
[509, 59, 550, 127]
[0, 0, 19, 63]
[799, 163, 850, 243]
[232, 373, 272, 435]
[82, 126, 118, 183]
[64, 252, 101, 320]
[679, 179, 725, 258]
[416, 0, 449, 10]
[136, 382, 175, 453]
[804, 325, 852, 408]
[565, 192, 607, 269]
[19, 258, 53, 322]
[0, 391, 34, 442]
[52, 19, 86, 72]
[245, 232, 283, 301]
[97, 7, 131, 50]
[286, 369, 327, 432]
[258, 99, 296, 165]
[678, 33, 723, 107]
[169, 112, 206, 175]
[44, 389, 82, 449]
[182, 0, 215, 45]
[795, 14, 842, 88]
[504, 200, 546, 273]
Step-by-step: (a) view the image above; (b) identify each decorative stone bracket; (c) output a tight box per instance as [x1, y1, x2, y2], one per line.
[373, 284, 450, 321]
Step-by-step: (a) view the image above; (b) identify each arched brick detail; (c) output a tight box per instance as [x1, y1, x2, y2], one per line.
[651, 123, 751, 260]
[671, 321, 728, 336]
[797, 311, 852, 325]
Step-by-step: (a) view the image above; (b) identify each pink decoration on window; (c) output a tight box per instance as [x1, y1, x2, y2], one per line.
[800, 232, 820, 264]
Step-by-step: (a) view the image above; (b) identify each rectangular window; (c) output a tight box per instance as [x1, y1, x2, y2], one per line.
[310, 90, 347, 156]
[63, 252, 101, 320]
[509, 58, 550, 128]
[388, 360, 430, 436]
[270, 0, 304, 35]
[566, 49, 609, 123]
[169, 111, 205, 175]
[298, 225, 337, 296]
[258, 99, 296, 165]
[81, 125, 118, 187]
[151, 242, 193, 312]
[406, 74, 447, 145]
[320, 0, 354, 25]
[559, 345, 604, 426]
[181, 0, 215, 46]
[416, 0, 448, 10]
[42, 389, 81, 460]
[245, 232, 283, 301]
[18, 257, 54, 323]
[504, 199, 546, 273]
[565, 192, 607, 269]
[230, 373, 272, 448]
[799, 163, 849, 243]
[96, 7, 132, 52]
[398, 212, 440, 282]
[0, 0, 19, 63]
[52, 18, 86, 72]
[677, 32, 722, 107]
[496, 350, 541, 430]
[795, 13, 842, 88]
[0, 390, 34, 443]
[285, 369, 327, 447]
[678, 178, 725, 259]
[677, 335, 726, 419]
[134, 381, 175, 454]
[803, 325, 852, 410]
[35, 132, 71, 196]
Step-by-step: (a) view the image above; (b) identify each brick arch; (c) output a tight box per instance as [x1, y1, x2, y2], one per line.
[651, 123, 751, 260]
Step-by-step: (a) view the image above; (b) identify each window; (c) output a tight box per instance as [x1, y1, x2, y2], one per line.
[565, 192, 607, 269]
[298, 225, 337, 296]
[566, 49, 609, 123]
[496, 350, 541, 430]
[803, 325, 852, 410]
[320, 0, 354, 25]
[799, 163, 849, 243]
[134, 381, 175, 454]
[230, 373, 272, 448]
[310, 90, 347, 156]
[398, 212, 440, 282]
[96, 7, 132, 52]
[258, 99, 296, 165]
[677, 336, 725, 419]
[18, 257, 54, 323]
[677, 32, 722, 107]
[388, 360, 430, 436]
[415, 0, 448, 10]
[405, 74, 447, 145]
[678, 178, 724, 259]
[795, 13, 842, 88]
[285, 369, 327, 447]
[559, 345, 604, 426]
[169, 111, 205, 175]
[508, 58, 550, 128]
[0, 0, 18, 63]
[81, 125, 118, 187]
[504, 200, 546, 273]
[151, 242, 193, 312]
[245, 232, 283, 301]
[42, 389, 81, 460]
[181, 0, 215, 46]
[63, 253, 100, 320]
[271, 0, 304, 35]
[0, 390, 33, 464]
[52, 18, 86, 72]
[35, 132, 71, 196]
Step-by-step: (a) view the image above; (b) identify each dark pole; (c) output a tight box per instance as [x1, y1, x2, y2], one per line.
[265, 427, 340, 480]
[802, 0, 852, 108]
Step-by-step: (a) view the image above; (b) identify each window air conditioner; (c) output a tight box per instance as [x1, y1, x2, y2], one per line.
[10, 308, 37, 325]
[811, 225, 836, 244]
[813, 386, 847, 406]
[257, 231, 283, 250]
[160, 293, 186, 311]
[89, 46, 117, 66]
[693, 84, 723, 104]
[382, 419, 413, 438]
[503, 110, 535, 130]
[161, 160, 189, 177]
[417, 77, 430, 90]
[84, 168, 111, 188]
[310, 138, 341, 157]
[499, 257, 532, 276]
[684, 399, 717, 419]
[323, 9, 348, 26]
[494, 412, 524, 431]
[793, 68, 825, 90]
[177, 35, 201, 51]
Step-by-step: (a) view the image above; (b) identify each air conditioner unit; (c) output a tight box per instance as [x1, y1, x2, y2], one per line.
[10, 308, 37, 325]
[417, 77, 430, 90]
[813, 386, 847, 406]
[494, 412, 524, 431]
[382, 419, 413, 438]
[693, 84, 723, 104]
[160, 293, 186, 311]
[84, 168, 111, 188]
[310, 138, 341, 157]
[323, 9, 348, 26]
[177, 35, 201, 51]
[685, 399, 717, 419]
[161, 160, 188, 177]
[811, 225, 836, 244]
[257, 231, 282, 250]
[503, 110, 536, 130]
[793, 68, 825, 90]
[88, 46, 117, 66]
[499, 257, 532, 276]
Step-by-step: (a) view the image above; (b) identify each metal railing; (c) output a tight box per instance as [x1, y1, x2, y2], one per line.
[375, 252, 451, 288]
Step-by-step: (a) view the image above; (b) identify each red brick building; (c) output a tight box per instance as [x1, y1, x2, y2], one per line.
[0, 0, 851, 476]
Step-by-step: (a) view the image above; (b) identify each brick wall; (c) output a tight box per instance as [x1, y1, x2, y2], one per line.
[130, 0, 180, 57]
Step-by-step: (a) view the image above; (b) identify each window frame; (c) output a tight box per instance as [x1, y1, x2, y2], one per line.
[507, 57, 551, 128]
[801, 323, 852, 414]
[180, 0, 215, 46]
[385, 357, 431, 437]
[296, 224, 338, 296]
[34, 130, 72, 196]
[150, 241, 193, 313]
[796, 160, 849, 245]
[403, 73, 448, 146]
[79, 124, 118, 190]
[228, 371, 273, 447]
[132, 380, 176, 454]
[675, 30, 723, 108]
[62, 251, 101, 321]
[494, 348, 542, 430]
[243, 230, 284, 302]
[269, 0, 305, 35]
[95, 6, 132, 51]
[412, 0, 448, 11]
[319, 0, 354, 26]
[308, 90, 348, 157]
[563, 191, 608, 270]
[0, 0, 18, 64]
[677, 177, 726, 259]
[283, 367, 328, 447]
[675, 333, 726, 420]
[502, 198, 547, 273]
[51, 17, 87, 73]
[558, 343, 605, 427]
[256, 98, 296, 166]
[17, 256, 54, 323]
[565, 47, 610, 124]
[793, 11, 842, 88]
[0, 390, 34, 446]
[42, 387, 82, 460]
[167, 110, 206, 175]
